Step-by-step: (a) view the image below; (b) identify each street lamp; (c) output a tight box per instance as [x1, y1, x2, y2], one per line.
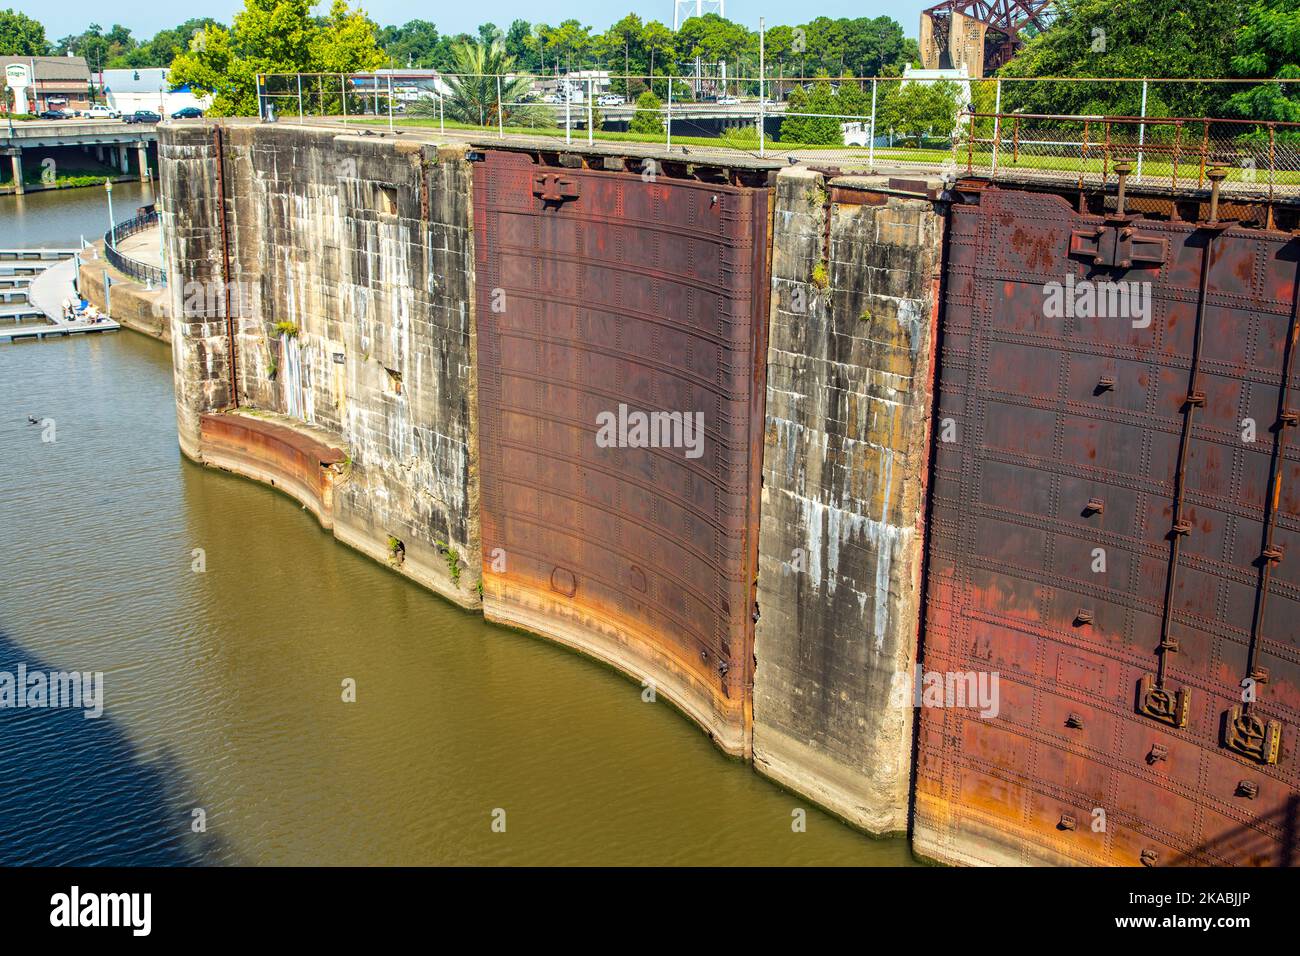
[104, 179, 115, 249]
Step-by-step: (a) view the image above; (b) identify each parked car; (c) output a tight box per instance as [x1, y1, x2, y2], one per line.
[123, 110, 161, 125]
[170, 106, 204, 119]
[38, 109, 71, 120]
[541, 93, 561, 104]
[597, 94, 625, 107]
[718, 95, 741, 106]
[82, 105, 120, 119]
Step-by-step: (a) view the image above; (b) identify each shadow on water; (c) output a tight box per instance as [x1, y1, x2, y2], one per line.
[0, 629, 226, 866]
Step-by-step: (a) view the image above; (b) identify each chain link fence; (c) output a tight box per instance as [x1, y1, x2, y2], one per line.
[254, 73, 1300, 193]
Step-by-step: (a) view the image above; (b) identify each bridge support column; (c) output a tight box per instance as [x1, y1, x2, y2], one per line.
[95, 145, 104, 163]
[9, 152, 23, 195]
[119, 145, 129, 173]
[137, 142, 149, 181]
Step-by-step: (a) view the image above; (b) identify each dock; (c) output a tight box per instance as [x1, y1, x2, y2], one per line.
[0, 247, 120, 344]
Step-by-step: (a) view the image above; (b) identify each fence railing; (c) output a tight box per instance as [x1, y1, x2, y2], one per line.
[105, 211, 165, 287]
[959, 113, 1300, 197]
[252, 72, 1300, 193]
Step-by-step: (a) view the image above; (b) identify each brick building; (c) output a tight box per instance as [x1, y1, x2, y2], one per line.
[1, 55, 93, 115]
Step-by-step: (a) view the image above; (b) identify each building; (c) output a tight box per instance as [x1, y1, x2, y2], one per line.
[101, 68, 211, 117]
[0, 55, 92, 114]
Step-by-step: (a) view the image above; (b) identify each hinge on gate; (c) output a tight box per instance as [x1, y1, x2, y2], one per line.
[1222, 705, 1283, 765]
[533, 173, 579, 206]
[1069, 216, 1167, 271]
[1137, 674, 1190, 728]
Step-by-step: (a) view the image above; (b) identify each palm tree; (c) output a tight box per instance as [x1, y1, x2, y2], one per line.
[411, 39, 550, 128]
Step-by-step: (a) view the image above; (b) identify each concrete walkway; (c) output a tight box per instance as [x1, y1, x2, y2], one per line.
[113, 226, 163, 268]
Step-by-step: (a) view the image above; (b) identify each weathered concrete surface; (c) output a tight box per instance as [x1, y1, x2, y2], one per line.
[753, 168, 943, 834]
[159, 123, 480, 608]
[77, 241, 170, 343]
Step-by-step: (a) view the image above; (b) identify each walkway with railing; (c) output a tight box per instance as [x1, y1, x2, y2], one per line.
[105, 212, 166, 287]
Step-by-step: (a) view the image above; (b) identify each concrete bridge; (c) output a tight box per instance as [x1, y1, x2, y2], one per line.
[0, 118, 158, 194]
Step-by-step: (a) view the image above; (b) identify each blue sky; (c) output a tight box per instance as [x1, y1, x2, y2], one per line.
[16, 1, 933, 44]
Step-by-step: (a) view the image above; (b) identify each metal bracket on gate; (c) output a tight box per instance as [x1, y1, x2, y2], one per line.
[1136, 673, 1190, 729]
[1222, 705, 1283, 765]
[1069, 216, 1168, 271]
[533, 173, 580, 206]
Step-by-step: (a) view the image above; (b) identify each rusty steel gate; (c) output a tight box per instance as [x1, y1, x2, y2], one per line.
[918, 184, 1300, 866]
[472, 149, 770, 755]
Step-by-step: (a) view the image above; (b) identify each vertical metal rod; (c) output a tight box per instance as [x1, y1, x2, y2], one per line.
[666, 80, 672, 148]
[991, 79, 1002, 175]
[565, 79, 571, 144]
[497, 75, 504, 138]
[439, 88, 444, 134]
[1242, 248, 1300, 713]
[388, 75, 394, 131]
[340, 74, 347, 124]
[297, 74, 303, 123]
[868, 78, 877, 169]
[587, 78, 594, 145]
[1136, 80, 1148, 182]
[758, 18, 765, 158]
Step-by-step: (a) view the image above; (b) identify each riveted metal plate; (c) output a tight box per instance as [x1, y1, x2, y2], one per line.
[917, 186, 1299, 867]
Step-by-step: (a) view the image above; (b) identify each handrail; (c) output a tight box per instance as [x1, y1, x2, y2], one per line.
[104, 212, 165, 287]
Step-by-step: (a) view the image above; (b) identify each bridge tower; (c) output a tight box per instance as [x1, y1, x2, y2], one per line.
[920, 0, 1055, 78]
[674, 0, 725, 31]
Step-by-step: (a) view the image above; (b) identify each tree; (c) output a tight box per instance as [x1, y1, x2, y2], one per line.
[0, 9, 48, 56]
[877, 80, 961, 144]
[313, 0, 385, 74]
[378, 20, 443, 69]
[410, 39, 550, 128]
[629, 90, 663, 134]
[1225, 0, 1300, 123]
[168, 0, 383, 116]
[602, 13, 643, 93]
[113, 19, 223, 68]
[998, 0, 1240, 118]
[780, 79, 843, 145]
[641, 21, 675, 88]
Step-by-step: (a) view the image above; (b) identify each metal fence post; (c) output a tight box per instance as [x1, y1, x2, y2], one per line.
[587, 78, 594, 145]
[497, 75, 504, 138]
[297, 74, 303, 122]
[565, 78, 572, 144]
[666, 81, 672, 148]
[1136, 79, 1149, 183]
[388, 75, 394, 131]
[439, 90, 444, 134]
[991, 78, 1002, 175]
[340, 74, 347, 124]
[868, 78, 877, 168]
[758, 17, 766, 158]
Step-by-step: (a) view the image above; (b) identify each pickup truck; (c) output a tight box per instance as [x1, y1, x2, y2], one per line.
[82, 105, 120, 119]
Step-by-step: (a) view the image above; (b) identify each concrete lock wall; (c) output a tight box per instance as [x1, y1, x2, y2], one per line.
[159, 124, 940, 845]
[159, 124, 481, 608]
[754, 169, 942, 834]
